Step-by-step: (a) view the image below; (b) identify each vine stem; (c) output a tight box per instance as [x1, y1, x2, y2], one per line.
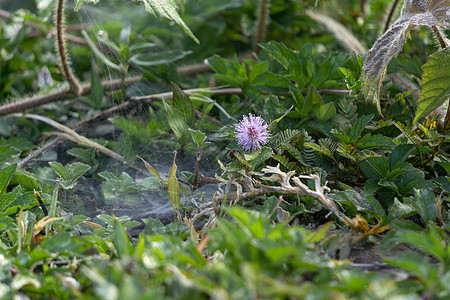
[56, 0, 82, 95]
[384, 0, 401, 32]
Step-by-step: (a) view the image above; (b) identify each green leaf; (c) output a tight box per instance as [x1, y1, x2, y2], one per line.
[164, 100, 190, 144]
[405, 189, 438, 224]
[0, 145, 21, 164]
[136, 155, 167, 184]
[392, 224, 447, 262]
[49, 162, 91, 190]
[251, 147, 273, 171]
[189, 129, 207, 148]
[348, 114, 373, 143]
[74, 0, 101, 11]
[0, 164, 16, 199]
[305, 85, 324, 112]
[129, 50, 192, 67]
[81, 30, 121, 70]
[305, 221, 334, 243]
[359, 156, 389, 179]
[172, 83, 195, 126]
[388, 143, 415, 170]
[385, 252, 432, 280]
[112, 217, 132, 258]
[168, 152, 180, 211]
[413, 48, 450, 123]
[136, 0, 199, 44]
[314, 102, 336, 121]
[0, 185, 21, 212]
[389, 198, 415, 219]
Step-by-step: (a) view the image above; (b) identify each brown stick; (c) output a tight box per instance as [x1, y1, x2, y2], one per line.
[384, 0, 401, 32]
[0, 75, 142, 116]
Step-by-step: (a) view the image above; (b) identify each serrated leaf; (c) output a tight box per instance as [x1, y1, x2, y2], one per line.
[0, 186, 21, 212]
[135, 0, 199, 44]
[189, 129, 207, 148]
[0, 164, 17, 199]
[172, 83, 195, 126]
[49, 162, 91, 190]
[413, 48, 450, 123]
[361, 0, 450, 112]
[163, 100, 190, 144]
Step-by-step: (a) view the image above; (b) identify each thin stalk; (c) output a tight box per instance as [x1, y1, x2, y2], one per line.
[432, 25, 447, 49]
[384, 0, 401, 32]
[56, 0, 82, 95]
[254, 0, 270, 55]
[193, 148, 201, 188]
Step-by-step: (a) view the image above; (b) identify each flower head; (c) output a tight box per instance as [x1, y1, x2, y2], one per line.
[234, 114, 270, 151]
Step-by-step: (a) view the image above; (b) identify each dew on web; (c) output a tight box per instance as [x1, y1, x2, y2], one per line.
[19, 0, 223, 232]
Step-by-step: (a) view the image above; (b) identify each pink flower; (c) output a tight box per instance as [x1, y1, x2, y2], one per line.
[235, 114, 270, 151]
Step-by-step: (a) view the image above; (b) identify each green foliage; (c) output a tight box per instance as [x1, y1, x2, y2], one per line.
[48, 162, 91, 190]
[413, 48, 450, 123]
[0, 0, 449, 298]
[207, 55, 288, 97]
[260, 41, 350, 91]
[98, 171, 162, 200]
[359, 144, 436, 200]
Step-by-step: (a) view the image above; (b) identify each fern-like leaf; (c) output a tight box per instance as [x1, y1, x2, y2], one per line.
[272, 154, 297, 171]
[394, 121, 423, 147]
[273, 129, 301, 148]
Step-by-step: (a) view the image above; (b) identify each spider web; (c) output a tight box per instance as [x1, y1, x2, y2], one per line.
[20, 0, 222, 225]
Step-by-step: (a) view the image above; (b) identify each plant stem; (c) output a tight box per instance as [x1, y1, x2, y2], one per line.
[193, 148, 201, 188]
[254, 0, 270, 55]
[0, 75, 142, 116]
[432, 25, 447, 49]
[384, 0, 401, 32]
[56, 0, 82, 95]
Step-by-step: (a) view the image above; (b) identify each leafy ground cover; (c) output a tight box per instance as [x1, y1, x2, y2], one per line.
[0, 0, 449, 298]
